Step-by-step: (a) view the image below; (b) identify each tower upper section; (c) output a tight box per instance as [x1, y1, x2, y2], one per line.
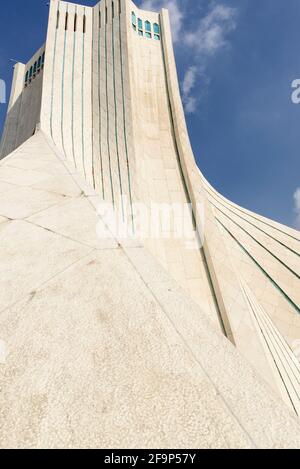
[0, 44, 45, 158]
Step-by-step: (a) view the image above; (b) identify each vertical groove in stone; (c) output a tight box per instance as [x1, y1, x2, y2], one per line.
[61, 4, 68, 157]
[112, 6, 125, 219]
[81, 8, 86, 179]
[119, 5, 134, 230]
[159, 14, 227, 335]
[71, 6, 77, 168]
[91, 9, 96, 189]
[50, 4, 60, 139]
[98, 7, 105, 199]
[105, 1, 115, 206]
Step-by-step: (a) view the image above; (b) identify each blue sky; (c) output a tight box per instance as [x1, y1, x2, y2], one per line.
[0, 0, 299, 229]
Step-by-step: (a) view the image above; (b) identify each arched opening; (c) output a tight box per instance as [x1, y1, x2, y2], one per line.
[153, 23, 160, 34]
[138, 18, 143, 36]
[145, 20, 152, 38]
[153, 23, 160, 40]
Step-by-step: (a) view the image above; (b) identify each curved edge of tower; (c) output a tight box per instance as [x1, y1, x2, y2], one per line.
[0, 0, 300, 448]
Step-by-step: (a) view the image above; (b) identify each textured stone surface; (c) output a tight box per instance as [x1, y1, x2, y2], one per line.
[0, 0, 299, 449]
[0, 133, 299, 448]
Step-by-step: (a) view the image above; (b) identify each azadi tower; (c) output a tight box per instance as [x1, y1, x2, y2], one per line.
[0, 0, 300, 449]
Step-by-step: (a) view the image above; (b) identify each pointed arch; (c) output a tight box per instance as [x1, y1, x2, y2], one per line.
[153, 22, 160, 40]
[153, 23, 160, 34]
[138, 18, 143, 36]
[145, 20, 152, 38]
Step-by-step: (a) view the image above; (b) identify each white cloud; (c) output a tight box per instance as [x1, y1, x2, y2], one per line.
[139, 0, 183, 42]
[182, 66, 197, 96]
[185, 4, 237, 56]
[182, 3, 237, 114]
[293, 188, 300, 229]
[184, 95, 197, 114]
[182, 66, 198, 113]
[139, 1, 238, 114]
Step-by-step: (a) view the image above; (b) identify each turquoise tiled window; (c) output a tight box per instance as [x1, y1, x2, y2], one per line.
[131, 11, 136, 30]
[132, 14, 159, 40]
[145, 21, 151, 38]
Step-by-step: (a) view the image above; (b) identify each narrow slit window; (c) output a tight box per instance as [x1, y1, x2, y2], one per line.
[119, 0, 121, 15]
[99, 11, 101, 28]
[74, 13, 77, 31]
[37, 56, 41, 69]
[65, 12, 68, 30]
[131, 12, 136, 30]
[112, 2, 114, 19]
[25, 71, 29, 83]
[33, 61, 37, 74]
[105, 7, 108, 24]
[83, 14, 86, 33]
[29, 66, 33, 78]
[42, 52, 45, 64]
[56, 10, 60, 29]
